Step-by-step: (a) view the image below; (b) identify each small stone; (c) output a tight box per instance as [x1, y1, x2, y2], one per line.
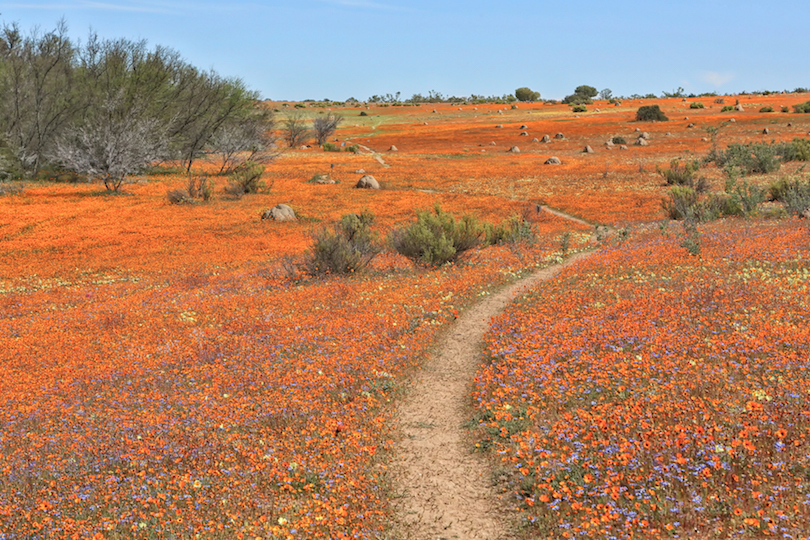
[509, 146, 520, 153]
[555, 132, 565, 139]
[544, 156, 562, 165]
[583, 145, 594, 153]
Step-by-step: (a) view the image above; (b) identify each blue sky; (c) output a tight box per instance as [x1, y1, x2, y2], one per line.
[1, 1, 807, 101]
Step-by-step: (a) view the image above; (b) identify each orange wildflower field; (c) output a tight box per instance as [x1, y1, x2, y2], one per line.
[1, 93, 810, 538]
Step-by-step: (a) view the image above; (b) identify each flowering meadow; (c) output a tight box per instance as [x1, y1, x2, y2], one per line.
[474, 220, 810, 538]
[2, 92, 810, 538]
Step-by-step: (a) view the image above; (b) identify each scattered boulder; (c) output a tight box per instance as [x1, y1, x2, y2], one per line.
[583, 145, 594, 153]
[497, 110, 503, 115]
[687, 123, 695, 128]
[604, 140, 615, 147]
[639, 132, 650, 139]
[701, 137, 709, 142]
[544, 156, 562, 165]
[762, 128, 770, 135]
[432, 109, 438, 113]
[495, 124, 503, 128]
[261, 204, 296, 221]
[635, 138, 649, 146]
[729, 118, 736, 123]
[787, 122, 792, 127]
[619, 145, 628, 150]
[489, 141, 497, 146]
[388, 145, 398, 152]
[541, 134, 551, 143]
[595, 108, 600, 112]
[665, 132, 672, 136]
[634, 127, 641, 132]
[356, 174, 380, 189]
[614, 102, 620, 106]
[803, 207, 810, 220]
[555, 132, 565, 139]
[735, 103, 745, 112]
[509, 146, 520, 153]
[520, 124, 528, 129]
[520, 131, 529, 136]
[532, 137, 540, 142]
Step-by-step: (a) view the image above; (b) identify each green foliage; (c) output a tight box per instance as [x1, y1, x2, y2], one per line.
[787, 138, 810, 161]
[794, 101, 810, 113]
[635, 105, 669, 122]
[391, 205, 483, 267]
[562, 85, 597, 105]
[679, 220, 701, 257]
[689, 102, 705, 109]
[571, 104, 587, 113]
[721, 105, 735, 112]
[227, 161, 265, 194]
[304, 211, 379, 275]
[662, 186, 699, 220]
[611, 136, 627, 145]
[657, 159, 705, 189]
[781, 106, 790, 113]
[514, 87, 541, 102]
[769, 176, 810, 216]
[706, 142, 781, 175]
[760, 106, 774, 113]
[483, 215, 535, 245]
[322, 142, 339, 152]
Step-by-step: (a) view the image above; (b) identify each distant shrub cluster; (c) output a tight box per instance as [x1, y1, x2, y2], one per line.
[689, 102, 704, 109]
[794, 101, 810, 113]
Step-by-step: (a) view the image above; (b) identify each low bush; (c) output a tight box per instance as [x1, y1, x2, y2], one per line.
[323, 142, 339, 152]
[483, 215, 535, 245]
[794, 101, 810, 113]
[611, 136, 627, 145]
[770, 176, 810, 216]
[760, 106, 774, 113]
[0, 181, 24, 196]
[721, 105, 735, 112]
[657, 159, 705, 190]
[571, 105, 587, 113]
[705, 142, 781, 175]
[227, 161, 265, 195]
[304, 211, 380, 275]
[781, 106, 790, 113]
[391, 205, 483, 267]
[166, 176, 213, 204]
[662, 186, 698, 220]
[635, 105, 668, 122]
[689, 102, 704, 109]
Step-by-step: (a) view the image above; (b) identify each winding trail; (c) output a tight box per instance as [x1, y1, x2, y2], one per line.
[391, 250, 594, 539]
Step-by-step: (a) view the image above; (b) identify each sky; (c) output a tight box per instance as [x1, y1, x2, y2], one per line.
[1, 0, 808, 102]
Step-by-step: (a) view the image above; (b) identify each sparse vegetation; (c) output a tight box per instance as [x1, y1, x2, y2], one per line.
[391, 205, 484, 267]
[689, 102, 704, 109]
[303, 211, 380, 275]
[635, 104, 668, 122]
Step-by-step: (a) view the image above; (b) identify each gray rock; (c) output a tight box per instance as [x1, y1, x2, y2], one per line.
[520, 131, 529, 136]
[509, 146, 520, 153]
[555, 132, 565, 139]
[541, 134, 551, 143]
[636, 137, 649, 146]
[388, 145, 398, 151]
[356, 174, 380, 189]
[584, 145, 594, 153]
[262, 204, 296, 221]
[544, 156, 562, 165]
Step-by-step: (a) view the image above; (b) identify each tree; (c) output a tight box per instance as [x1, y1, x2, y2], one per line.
[0, 20, 78, 176]
[562, 85, 597, 105]
[283, 111, 310, 147]
[599, 88, 613, 101]
[514, 87, 541, 102]
[207, 106, 277, 174]
[312, 113, 343, 146]
[49, 95, 167, 191]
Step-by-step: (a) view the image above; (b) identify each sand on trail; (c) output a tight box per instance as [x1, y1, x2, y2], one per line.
[391, 251, 593, 539]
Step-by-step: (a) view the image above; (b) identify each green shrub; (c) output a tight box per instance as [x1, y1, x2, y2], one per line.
[483, 215, 535, 245]
[707, 143, 781, 175]
[612, 136, 627, 145]
[391, 205, 483, 267]
[294, 103, 306, 109]
[635, 105, 668, 122]
[781, 106, 790, 113]
[571, 104, 587, 113]
[769, 176, 810, 216]
[657, 159, 704, 189]
[322, 142, 339, 152]
[794, 101, 810, 113]
[690, 102, 705, 109]
[227, 161, 265, 194]
[346, 144, 360, 154]
[791, 138, 810, 161]
[662, 186, 698, 220]
[760, 106, 774, 113]
[304, 211, 379, 275]
[359, 111, 368, 116]
[721, 105, 735, 112]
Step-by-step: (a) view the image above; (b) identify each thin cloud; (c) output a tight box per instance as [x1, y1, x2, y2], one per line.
[702, 71, 735, 88]
[316, 0, 407, 12]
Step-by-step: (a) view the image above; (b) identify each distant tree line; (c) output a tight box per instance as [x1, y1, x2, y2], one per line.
[0, 20, 273, 189]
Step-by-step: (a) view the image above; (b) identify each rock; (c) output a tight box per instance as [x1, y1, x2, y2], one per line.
[423, 122, 428, 125]
[555, 132, 565, 139]
[635, 127, 641, 132]
[614, 102, 620, 106]
[489, 141, 497, 146]
[762, 128, 770, 134]
[356, 174, 380, 189]
[262, 204, 296, 221]
[388, 145, 398, 151]
[583, 145, 594, 153]
[509, 146, 520, 153]
[520, 124, 528, 129]
[595, 108, 600, 112]
[635, 138, 649, 146]
[520, 131, 529, 136]
[729, 118, 736, 123]
[682, 97, 688, 102]
[300, 145, 308, 150]
[355, 168, 366, 174]
[544, 156, 562, 165]
[735, 103, 745, 112]
[701, 137, 709, 142]
[495, 124, 503, 128]
[803, 207, 810, 220]
[313, 174, 335, 185]
[639, 132, 650, 139]
[432, 109, 437, 113]
[498, 110, 503, 115]
[532, 137, 540, 142]
[687, 123, 695, 128]
[620, 145, 628, 150]
[541, 134, 551, 143]
[604, 140, 614, 147]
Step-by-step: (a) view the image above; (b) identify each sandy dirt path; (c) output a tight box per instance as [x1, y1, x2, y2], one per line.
[390, 250, 594, 539]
